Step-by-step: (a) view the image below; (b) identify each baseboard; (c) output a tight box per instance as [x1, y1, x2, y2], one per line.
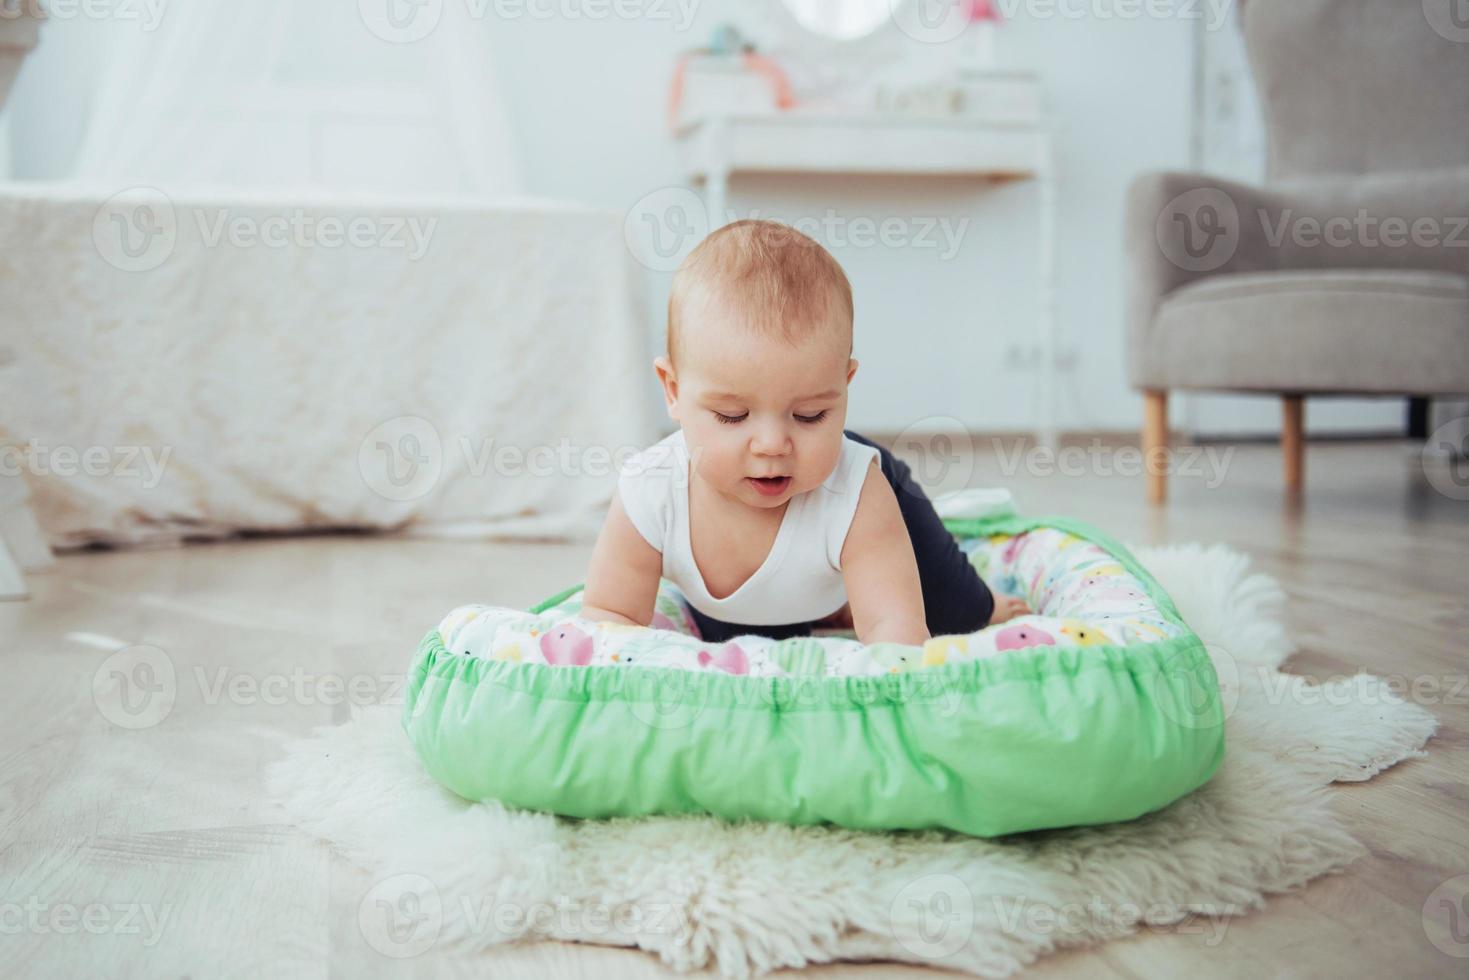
[863, 429, 1409, 449]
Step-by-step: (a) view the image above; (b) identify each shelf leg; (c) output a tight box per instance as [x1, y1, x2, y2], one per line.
[1034, 134, 1058, 451]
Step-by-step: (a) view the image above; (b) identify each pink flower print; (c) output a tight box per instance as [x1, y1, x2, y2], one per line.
[697, 641, 750, 675]
[539, 623, 595, 666]
[994, 625, 1056, 651]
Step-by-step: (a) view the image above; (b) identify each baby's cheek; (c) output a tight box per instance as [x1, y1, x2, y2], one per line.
[805, 440, 844, 488]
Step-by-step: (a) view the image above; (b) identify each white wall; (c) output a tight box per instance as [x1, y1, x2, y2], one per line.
[491, 4, 1200, 435]
[7, 2, 1207, 435]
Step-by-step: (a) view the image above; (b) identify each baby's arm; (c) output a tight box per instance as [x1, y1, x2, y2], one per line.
[579, 491, 663, 627]
[840, 461, 930, 646]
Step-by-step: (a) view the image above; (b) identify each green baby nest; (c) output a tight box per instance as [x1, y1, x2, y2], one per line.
[402, 513, 1225, 838]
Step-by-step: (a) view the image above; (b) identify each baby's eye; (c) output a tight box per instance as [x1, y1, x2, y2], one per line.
[713, 410, 827, 425]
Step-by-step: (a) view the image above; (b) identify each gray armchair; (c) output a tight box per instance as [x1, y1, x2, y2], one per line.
[1126, 0, 1469, 501]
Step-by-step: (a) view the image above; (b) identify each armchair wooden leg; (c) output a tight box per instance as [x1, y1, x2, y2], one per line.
[1282, 395, 1304, 494]
[1143, 390, 1169, 505]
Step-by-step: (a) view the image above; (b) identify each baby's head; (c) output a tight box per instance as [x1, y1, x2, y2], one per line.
[655, 219, 858, 510]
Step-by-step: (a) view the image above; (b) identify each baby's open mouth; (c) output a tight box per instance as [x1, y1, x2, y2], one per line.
[747, 476, 792, 497]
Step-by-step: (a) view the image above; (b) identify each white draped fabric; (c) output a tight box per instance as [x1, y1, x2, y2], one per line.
[0, 4, 664, 550]
[0, 187, 659, 547]
[68, 0, 521, 195]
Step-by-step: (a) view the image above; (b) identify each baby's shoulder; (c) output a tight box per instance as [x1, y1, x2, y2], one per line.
[819, 436, 882, 497]
[617, 431, 687, 554]
[619, 430, 687, 484]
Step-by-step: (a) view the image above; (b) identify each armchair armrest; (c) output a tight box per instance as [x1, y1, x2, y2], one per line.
[1125, 167, 1469, 388]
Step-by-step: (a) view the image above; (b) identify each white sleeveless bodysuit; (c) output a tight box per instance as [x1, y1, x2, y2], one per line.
[616, 429, 881, 625]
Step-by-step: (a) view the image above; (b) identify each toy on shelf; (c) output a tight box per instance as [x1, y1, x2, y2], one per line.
[667, 24, 796, 132]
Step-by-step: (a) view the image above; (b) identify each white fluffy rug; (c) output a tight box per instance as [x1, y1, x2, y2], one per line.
[267, 544, 1437, 976]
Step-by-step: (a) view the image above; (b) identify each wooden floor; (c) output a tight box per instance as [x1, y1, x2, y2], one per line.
[2, 440, 1466, 977]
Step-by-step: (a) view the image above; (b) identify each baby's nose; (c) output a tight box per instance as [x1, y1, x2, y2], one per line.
[750, 425, 792, 455]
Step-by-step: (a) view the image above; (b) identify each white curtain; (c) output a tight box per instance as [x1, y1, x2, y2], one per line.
[69, 0, 521, 196]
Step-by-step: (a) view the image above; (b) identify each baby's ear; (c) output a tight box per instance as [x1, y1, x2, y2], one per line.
[653, 355, 678, 417]
[846, 357, 859, 385]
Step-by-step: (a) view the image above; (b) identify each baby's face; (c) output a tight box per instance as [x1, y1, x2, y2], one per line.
[657, 322, 857, 511]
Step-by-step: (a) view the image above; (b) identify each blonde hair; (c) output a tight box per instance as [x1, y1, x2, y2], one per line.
[666, 219, 853, 366]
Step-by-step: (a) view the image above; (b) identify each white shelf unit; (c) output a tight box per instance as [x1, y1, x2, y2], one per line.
[675, 109, 1059, 448]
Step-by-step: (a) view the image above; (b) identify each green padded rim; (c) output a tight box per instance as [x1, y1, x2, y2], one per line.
[402, 514, 1226, 837]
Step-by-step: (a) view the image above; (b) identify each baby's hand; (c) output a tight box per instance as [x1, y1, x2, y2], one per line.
[989, 594, 1031, 626]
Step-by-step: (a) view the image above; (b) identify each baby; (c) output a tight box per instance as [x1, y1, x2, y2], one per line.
[579, 219, 1027, 646]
